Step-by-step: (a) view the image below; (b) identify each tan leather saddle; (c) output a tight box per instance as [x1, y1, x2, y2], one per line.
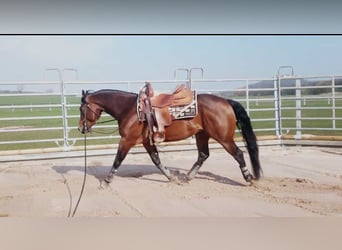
[138, 82, 194, 144]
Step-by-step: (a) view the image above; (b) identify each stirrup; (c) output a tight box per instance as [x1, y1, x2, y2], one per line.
[153, 132, 165, 143]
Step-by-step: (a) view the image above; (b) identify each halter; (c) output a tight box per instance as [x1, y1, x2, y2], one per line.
[80, 100, 117, 134]
[80, 100, 101, 133]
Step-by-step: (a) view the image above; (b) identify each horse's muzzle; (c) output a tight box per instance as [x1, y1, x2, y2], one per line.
[78, 124, 90, 134]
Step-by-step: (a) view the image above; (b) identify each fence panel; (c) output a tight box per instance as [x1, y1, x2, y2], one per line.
[1, 73, 341, 153]
[276, 75, 342, 140]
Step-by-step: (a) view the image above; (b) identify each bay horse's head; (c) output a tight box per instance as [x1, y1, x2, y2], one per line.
[78, 90, 104, 134]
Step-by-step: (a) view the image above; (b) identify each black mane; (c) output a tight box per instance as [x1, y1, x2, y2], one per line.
[89, 89, 137, 97]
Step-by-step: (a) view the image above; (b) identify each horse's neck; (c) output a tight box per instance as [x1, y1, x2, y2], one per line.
[96, 91, 137, 120]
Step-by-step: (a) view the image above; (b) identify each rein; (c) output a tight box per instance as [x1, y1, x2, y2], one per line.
[91, 119, 118, 135]
[96, 119, 116, 125]
[85, 103, 118, 134]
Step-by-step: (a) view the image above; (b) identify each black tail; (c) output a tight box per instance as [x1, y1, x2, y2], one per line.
[227, 99, 262, 180]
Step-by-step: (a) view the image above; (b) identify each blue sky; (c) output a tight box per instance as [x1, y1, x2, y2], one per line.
[1, 36, 342, 84]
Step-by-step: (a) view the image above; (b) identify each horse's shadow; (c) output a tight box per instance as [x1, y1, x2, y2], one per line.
[52, 164, 162, 183]
[52, 164, 246, 186]
[196, 171, 246, 187]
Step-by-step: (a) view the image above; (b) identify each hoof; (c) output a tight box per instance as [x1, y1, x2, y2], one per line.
[244, 174, 253, 183]
[105, 177, 112, 184]
[170, 179, 182, 186]
[168, 175, 182, 185]
[153, 132, 165, 143]
[168, 174, 177, 182]
[99, 181, 109, 189]
[100, 178, 112, 189]
[185, 174, 194, 181]
[186, 170, 197, 181]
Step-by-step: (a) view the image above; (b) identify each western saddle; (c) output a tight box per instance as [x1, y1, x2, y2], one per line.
[138, 82, 194, 144]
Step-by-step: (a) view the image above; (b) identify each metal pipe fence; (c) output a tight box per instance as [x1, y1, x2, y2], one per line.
[1, 71, 341, 152]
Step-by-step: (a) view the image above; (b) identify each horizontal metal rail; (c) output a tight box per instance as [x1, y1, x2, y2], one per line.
[281, 128, 342, 133]
[0, 116, 63, 121]
[0, 127, 63, 133]
[0, 104, 62, 109]
[0, 93, 62, 97]
[0, 138, 64, 145]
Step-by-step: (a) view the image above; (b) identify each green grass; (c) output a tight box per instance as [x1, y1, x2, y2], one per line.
[0, 94, 341, 151]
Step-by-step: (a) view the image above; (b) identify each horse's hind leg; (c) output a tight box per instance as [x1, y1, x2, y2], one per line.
[222, 141, 253, 182]
[143, 141, 177, 182]
[187, 131, 210, 180]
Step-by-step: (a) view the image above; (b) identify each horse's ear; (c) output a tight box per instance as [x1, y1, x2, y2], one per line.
[81, 90, 88, 104]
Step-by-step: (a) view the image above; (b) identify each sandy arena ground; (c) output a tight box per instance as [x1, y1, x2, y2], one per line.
[0, 145, 341, 217]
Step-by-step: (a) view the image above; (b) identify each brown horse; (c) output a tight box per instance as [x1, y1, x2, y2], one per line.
[78, 88, 261, 184]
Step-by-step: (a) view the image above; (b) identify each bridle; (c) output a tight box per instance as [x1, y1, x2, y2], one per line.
[80, 100, 117, 134]
[80, 101, 102, 133]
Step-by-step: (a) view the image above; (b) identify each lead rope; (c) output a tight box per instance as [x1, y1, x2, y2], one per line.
[67, 106, 116, 217]
[68, 124, 88, 217]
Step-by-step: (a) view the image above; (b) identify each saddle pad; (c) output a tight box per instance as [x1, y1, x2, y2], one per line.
[137, 91, 198, 121]
[169, 91, 197, 120]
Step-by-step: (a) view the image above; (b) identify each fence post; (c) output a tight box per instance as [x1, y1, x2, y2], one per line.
[174, 68, 190, 87]
[276, 66, 295, 138]
[61, 68, 78, 151]
[332, 76, 336, 129]
[274, 77, 281, 137]
[46, 68, 69, 151]
[59, 71, 70, 151]
[295, 78, 302, 139]
[175, 68, 204, 89]
[246, 79, 250, 115]
[189, 67, 204, 89]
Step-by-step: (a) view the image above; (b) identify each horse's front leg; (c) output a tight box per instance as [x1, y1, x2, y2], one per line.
[104, 138, 133, 184]
[143, 141, 178, 182]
